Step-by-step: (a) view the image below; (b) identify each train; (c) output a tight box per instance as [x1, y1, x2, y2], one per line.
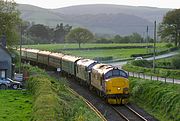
[20, 48, 129, 104]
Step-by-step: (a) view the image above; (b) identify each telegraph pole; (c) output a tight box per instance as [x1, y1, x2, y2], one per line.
[19, 23, 23, 73]
[146, 26, 149, 53]
[153, 21, 156, 73]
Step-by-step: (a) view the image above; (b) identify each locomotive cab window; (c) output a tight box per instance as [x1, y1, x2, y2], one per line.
[104, 69, 128, 79]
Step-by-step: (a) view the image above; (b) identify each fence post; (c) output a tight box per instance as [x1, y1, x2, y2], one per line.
[165, 77, 166, 83]
[128, 72, 129, 77]
[143, 74, 145, 79]
[133, 72, 134, 77]
[157, 76, 158, 81]
[138, 73, 140, 78]
[173, 78, 174, 84]
[151, 75, 152, 80]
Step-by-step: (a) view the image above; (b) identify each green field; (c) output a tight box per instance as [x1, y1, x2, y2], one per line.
[23, 43, 168, 59]
[0, 90, 32, 121]
[23, 43, 167, 50]
[63, 48, 150, 59]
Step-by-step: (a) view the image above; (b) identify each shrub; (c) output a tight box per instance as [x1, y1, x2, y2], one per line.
[171, 54, 180, 69]
[165, 43, 173, 48]
[131, 60, 152, 68]
[27, 75, 60, 121]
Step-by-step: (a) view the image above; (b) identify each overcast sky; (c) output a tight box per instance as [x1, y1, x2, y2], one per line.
[14, 0, 180, 9]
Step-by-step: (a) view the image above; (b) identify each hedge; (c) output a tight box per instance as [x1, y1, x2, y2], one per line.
[130, 77, 180, 121]
[25, 65, 102, 121]
[123, 63, 180, 79]
[27, 67, 60, 121]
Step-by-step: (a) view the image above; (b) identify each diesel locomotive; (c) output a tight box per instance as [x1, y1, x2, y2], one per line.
[20, 48, 129, 104]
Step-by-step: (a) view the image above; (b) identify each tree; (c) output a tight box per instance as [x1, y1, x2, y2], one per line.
[65, 27, 94, 48]
[159, 9, 180, 46]
[28, 24, 53, 43]
[113, 35, 123, 43]
[0, 0, 21, 47]
[129, 33, 143, 43]
[54, 23, 72, 43]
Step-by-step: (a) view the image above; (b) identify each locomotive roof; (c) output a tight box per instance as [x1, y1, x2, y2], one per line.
[77, 59, 97, 67]
[62, 55, 81, 62]
[26, 49, 40, 53]
[49, 52, 64, 58]
[92, 63, 117, 74]
[19, 48, 26, 51]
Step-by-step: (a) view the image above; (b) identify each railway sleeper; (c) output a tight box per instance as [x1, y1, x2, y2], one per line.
[107, 98, 128, 105]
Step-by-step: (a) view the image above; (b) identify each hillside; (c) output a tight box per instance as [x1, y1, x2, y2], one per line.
[17, 4, 170, 35]
[63, 13, 153, 35]
[52, 4, 170, 23]
[17, 4, 63, 26]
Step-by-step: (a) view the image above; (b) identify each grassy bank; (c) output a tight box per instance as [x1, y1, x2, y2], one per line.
[0, 90, 32, 121]
[123, 61, 180, 79]
[26, 65, 102, 121]
[129, 77, 180, 121]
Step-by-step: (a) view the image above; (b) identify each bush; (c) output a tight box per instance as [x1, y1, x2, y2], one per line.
[165, 43, 173, 48]
[131, 60, 152, 68]
[94, 56, 113, 61]
[171, 54, 180, 69]
[130, 53, 153, 58]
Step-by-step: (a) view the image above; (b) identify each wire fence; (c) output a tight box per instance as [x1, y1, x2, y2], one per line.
[127, 71, 180, 84]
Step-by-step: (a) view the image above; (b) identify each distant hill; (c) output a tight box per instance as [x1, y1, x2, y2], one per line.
[52, 4, 170, 23]
[17, 4, 63, 26]
[17, 4, 171, 36]
[62, 13, 153, 35]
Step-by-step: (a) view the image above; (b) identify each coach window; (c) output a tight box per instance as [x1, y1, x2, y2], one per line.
[76, 66, 79, 73]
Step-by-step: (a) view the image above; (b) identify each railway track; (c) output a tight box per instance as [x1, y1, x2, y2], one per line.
[111, 105, 148, 121]
[67, 87, 107, 121]
[48, 71, 157, 121]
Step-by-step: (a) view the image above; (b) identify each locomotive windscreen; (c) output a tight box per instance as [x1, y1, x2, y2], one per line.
[104, 69, 128, 79]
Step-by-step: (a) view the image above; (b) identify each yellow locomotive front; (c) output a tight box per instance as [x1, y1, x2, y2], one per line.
[91, 64, 129, 104]
[105, 77, 129, 104]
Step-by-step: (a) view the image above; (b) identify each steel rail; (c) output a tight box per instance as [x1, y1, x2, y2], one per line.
[67, 87, 107, 121]
[111, 105, 148, 121]
[125, 105, 148, 121]
[111, 106, 130, 121]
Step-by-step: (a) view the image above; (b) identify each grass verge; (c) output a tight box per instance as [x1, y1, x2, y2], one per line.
[25, 65, 102, 121]
[0, 90, 32, 121]
[129, 77, 180, 121]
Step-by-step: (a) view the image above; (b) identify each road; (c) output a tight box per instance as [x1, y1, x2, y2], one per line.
[109, 51, 180, 84]
[110, 51, 179, 67]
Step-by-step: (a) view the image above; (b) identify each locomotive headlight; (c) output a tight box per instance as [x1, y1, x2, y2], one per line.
[117, 88, 121, 90]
